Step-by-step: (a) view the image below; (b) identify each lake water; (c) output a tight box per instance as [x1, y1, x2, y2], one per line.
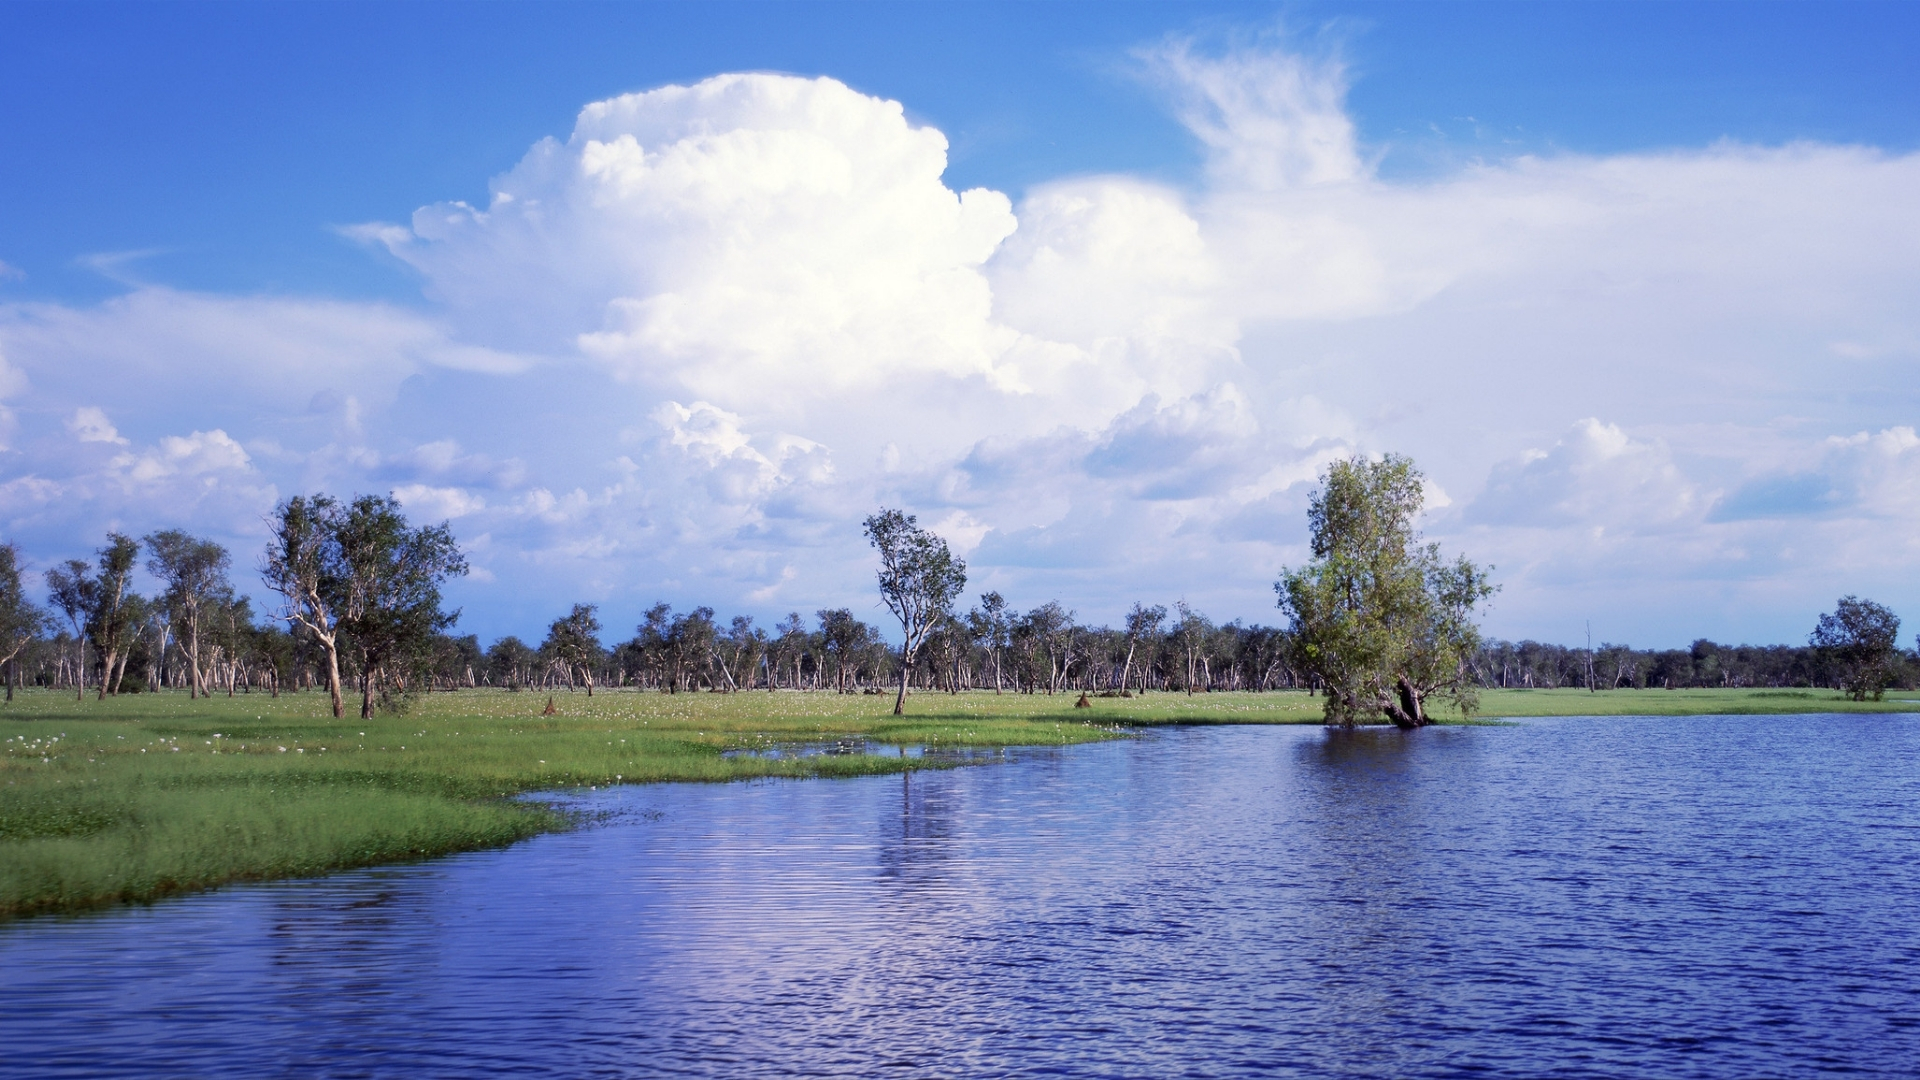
[5, 716, 1919, 1078]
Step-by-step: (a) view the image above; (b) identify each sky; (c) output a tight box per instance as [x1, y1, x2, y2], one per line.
[1, 1, 1917, 650]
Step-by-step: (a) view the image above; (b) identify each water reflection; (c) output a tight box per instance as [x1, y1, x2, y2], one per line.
[5, 718, 1920, 1078]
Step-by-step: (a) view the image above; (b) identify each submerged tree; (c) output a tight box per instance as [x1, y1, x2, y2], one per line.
[863, 509, 967, 716]
[1276, 454, 1496, 728]
[1809, 596, 1901, 701]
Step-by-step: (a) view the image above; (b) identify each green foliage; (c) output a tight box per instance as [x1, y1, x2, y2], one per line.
[864, 508, 967, 714]
[1277, 454, 1497, 728]
[542, 603, 605, 693]
[0, 543, 46, 673]
[1809, 596, 1902, 701]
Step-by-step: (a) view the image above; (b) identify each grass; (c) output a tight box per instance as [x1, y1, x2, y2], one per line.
[1465, 686, 1920, 718]
[4, 684, 1913, 918]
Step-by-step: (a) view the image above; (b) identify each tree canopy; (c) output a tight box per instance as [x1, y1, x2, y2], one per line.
[1809, 595, 1901, 701]
[1276, 454, 1496, 728]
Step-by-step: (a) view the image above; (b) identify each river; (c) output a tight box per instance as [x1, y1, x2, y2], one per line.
[4, 715, 1919, 1077]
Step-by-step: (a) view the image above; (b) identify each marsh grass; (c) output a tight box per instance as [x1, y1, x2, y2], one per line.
[5, 684, 1912, 917]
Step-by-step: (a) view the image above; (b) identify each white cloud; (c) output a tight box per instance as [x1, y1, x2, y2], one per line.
[1471, 419, 1699, 531]
[1140, 35, 1364, 190]
[368, 74, 1025, 409]
[0, 50, 1915, 648]
[392, 483, 488, 521]
[67, 406, 128, 445]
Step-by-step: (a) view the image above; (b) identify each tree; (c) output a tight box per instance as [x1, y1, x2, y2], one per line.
[968, 592, 1012, 693]
[1172, 601, 1212, 694]
[863, 509, 967, 716]
[713, 615, 763, 691]
[487, 635, 536, 689]
[45, 558, 91, 699]
[1121, 602, 1166, 695]
[263, 495, 350, 717]
[1809, 596, 1901, 701]
[1276, 454, 1496, 728]
[90, 534, 142, 698]
[1021, 601, 1074, 694]
[333, 495, 468, 719]
[543, 604, 604, 695]
[144, 530, 232, 699]
[0, 543, 46, 701]
[46, 535, 141, 700]
[815, 608, 865, 693]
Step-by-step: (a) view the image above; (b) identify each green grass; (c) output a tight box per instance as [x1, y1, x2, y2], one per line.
[4, 684, 1911, 918]
[1465, 686, 1920, 718]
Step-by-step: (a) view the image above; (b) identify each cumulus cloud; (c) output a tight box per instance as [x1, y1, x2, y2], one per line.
[366, 75, 1023, 405]
[1471, 419, 1700, 531]
[1, 47, 1916, 646]
[1716, 426, 1920, 522]
[67, 407, 127, 445]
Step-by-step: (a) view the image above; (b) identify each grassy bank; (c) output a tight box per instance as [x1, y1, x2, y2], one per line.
[0, 686, 1216, 918]
[1468, 686, 1920, 718]
[5, 685, 1913, 918]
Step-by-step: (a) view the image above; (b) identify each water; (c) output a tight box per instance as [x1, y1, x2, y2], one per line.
[5, 715, 1919, 1078]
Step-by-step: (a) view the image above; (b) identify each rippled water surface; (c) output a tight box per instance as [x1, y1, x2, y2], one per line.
[6, 715, 1920, 1078]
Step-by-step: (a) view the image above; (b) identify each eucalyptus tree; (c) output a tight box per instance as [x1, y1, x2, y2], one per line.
[543, 604, 605, 695]
[1810, 596, 1902, 701]
[635, 603, 717, 692]
[863, 509, 967, 715]
[1121, 602, 1167, 694]
[333, 495, 467, 718]
[0, 543, 46, 701]
[1018, 602, 1073, 694]
[1171, 602, 1213, 694]
[1277, 454, 1496, 728]
[769, 612, 808, 691]
[45, 559, 91, 698]
[487, 635, 536, 689]
[968, 592, 1011, 693]
[91, 534, 143, 697]
[816, 608, 866, 694]
[713, 615, 763, 692]
[263, 495, 349, 716]
[45, 534, 141, 700]
[144, 529, 232, 698]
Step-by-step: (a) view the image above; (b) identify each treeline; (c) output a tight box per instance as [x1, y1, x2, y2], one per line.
[2, 504, 1915, 713]
[466, 599, 1302, 696]
[1478, 637, 1920, 692]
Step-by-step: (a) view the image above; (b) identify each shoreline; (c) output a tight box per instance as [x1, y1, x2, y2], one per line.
[5, 686, 1914, 919]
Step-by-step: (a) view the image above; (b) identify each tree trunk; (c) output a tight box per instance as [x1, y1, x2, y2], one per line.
[324, 643, 344, 718]
[361, 666, 376, 720]
[893, 651, 909, 716]
[1386, 677, 1428, 729]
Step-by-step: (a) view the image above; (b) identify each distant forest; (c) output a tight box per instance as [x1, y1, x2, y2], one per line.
[3, 508, 1911, 704]
[6, 594, 1914, 699]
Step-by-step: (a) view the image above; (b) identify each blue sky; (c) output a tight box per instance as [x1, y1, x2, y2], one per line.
[1, 1, 1917, 648]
